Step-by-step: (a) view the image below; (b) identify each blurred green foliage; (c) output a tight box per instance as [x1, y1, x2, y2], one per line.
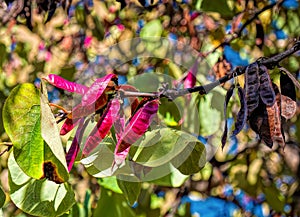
[0, 0, 300, 216]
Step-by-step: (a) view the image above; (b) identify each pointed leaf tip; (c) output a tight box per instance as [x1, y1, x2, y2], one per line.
[81, 74, 117, 107]
[43, 74, 88, 95]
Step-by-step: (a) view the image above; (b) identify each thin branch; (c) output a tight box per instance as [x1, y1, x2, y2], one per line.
[236, 3, 277, 37]
[121, 41, 300, 100]
[203, 2, 277, 57]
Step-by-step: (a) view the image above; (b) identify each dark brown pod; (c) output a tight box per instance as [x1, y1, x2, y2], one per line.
[249, 100, 273, 148]
[232, 86, 247, 136]
[258, 65, 275, 106]
[221, 85, 235, 149]
[245, 63, 260, 116]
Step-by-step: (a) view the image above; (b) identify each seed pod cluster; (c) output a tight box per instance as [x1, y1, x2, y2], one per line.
[222, 63, 297, 149]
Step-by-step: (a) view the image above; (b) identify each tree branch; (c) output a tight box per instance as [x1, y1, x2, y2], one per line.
[121, 41, 300, 99]
[203, 2, 277, 57]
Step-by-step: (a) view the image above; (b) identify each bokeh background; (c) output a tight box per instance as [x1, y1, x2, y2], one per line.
[0, 0, 300, 216]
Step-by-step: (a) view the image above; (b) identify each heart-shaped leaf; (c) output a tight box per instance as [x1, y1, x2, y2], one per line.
[130, 128, 205, 168]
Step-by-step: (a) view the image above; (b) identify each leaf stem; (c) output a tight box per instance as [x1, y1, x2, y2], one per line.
[49, 103, 70, 114]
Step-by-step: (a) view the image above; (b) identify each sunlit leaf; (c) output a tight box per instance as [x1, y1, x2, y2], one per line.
[98, 177, 123, 194]
[81, 137, 133, 178]
[3, 83, 44, 179]
[40, 81, 69, 181]
[8, 152, 75, 217]
[130, 128, 205, 168]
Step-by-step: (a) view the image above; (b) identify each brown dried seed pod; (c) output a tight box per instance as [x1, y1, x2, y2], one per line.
[249, 100, 273, 148]
[266, 84, 285, 148]
[245, 63, 259, 116]
[281, 95, 297, 120]
[258, 65, 275, 106]
[221, 85, 235, 149]
[232, 86, 247, 136]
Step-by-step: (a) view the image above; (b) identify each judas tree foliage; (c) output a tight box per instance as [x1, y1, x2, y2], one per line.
[0, 0, 300, 216]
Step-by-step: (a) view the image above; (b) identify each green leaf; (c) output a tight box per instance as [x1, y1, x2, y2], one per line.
[40, 81, 69, 182]
[92, 188, 135, 217]
[200, 0, 233, 18]
[117, 175, 141, 206]
[8, 151, 75, 217]
[130, 128, 204, 168]
[61, 203, 85, 217]
[98, 176, 123, 194]
[140, 20, 163, 41]
[199, 93, 222, 136]
[149, 163, 188, 187]
[0, 185, 5, 208]
[171, 142, 206, 175]
[81, 138, 133, 178]
[3, 83, 44, 179]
